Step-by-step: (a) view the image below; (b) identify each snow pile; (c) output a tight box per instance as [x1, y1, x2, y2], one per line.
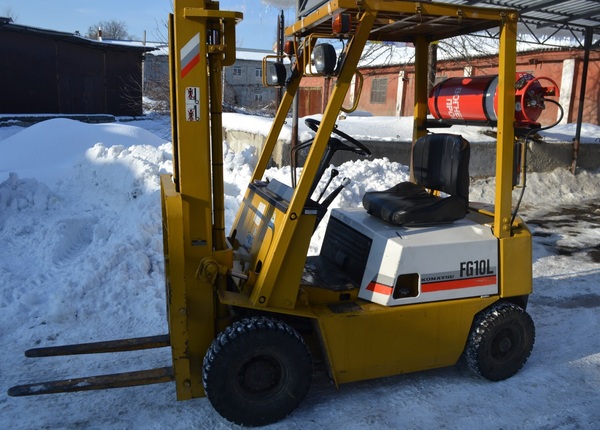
[538, 123, 600, 144]
[0, 126, 172, 344]
[0, 118, 167, 184]
[224, 112, 599, 145]
[1, 116, 599, 429]
[224, 112, 297, 141]
[223, 112, 502, 143]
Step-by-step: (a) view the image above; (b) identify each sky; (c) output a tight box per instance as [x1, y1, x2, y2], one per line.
[1, 1, 590, 51]
[0, 0, 297, 49]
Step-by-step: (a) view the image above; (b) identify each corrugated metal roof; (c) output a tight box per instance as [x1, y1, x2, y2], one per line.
[444, 0, 600, 47]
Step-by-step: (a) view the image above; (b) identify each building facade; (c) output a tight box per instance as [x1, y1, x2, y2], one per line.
[142, 46, 279, 114]
[0, 18, 149, 117]
[222, 48, 280, 113]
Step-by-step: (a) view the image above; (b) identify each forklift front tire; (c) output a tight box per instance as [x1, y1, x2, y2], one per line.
[202, 316, 312, 427]
[465, 302, 535, 381]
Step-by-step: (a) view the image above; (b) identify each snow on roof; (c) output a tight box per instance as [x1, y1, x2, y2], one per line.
[122, 43, 274, 59]
[0, 20, 151, 51]
[236, 47, 278, 61]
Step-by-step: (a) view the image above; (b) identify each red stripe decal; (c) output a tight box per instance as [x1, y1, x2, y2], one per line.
[422, 275, 497, 293]
[366, 282, 393, 296]
[181, 54, 200, 79]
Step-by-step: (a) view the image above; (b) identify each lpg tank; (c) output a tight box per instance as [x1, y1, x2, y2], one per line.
[428, 73, 558, 129]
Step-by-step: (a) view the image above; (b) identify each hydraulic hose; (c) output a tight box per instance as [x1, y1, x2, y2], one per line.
[510, 98, 565, 231]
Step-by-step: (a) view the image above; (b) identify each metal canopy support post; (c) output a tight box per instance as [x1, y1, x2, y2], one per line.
[249, 10, 378, 308]
[291, 6, 299, 158]
[570, 27, 593, 174]
[494, 12, 518, 239]
[411, 35, 430, 183]
[276, 10, 285, 107]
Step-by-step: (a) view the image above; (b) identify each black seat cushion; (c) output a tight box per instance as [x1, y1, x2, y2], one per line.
[362, 134, 470, 226]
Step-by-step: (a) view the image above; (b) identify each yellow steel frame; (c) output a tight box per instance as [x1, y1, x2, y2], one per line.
[166, 0, 530, 396]
[495, 13, 518, 238]
[233, 0, 524, 308]
[226, 0, 527, 384]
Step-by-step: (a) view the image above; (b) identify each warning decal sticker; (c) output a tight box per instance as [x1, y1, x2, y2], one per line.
[185, 87, 200, 121]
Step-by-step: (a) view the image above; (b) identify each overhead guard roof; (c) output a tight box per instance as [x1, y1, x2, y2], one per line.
[288, 0, 600, 48]
[286, 0, 517, 42]
[447, 0, 600, 45]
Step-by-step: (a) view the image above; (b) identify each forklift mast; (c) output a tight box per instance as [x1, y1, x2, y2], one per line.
[161, 0, 242, 399]
[7, 0, 245, 401]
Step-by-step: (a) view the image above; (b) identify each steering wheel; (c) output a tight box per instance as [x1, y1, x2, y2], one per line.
[305, 118, 372, 157]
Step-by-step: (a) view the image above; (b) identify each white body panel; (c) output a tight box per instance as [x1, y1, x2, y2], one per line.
[331, 209, 498, 306]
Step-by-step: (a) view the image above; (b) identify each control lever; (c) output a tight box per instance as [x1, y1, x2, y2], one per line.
[321, 178, 351, 209]
[317, 168, 339, 202]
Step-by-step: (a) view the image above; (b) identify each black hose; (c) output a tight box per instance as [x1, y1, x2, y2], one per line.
[510, 98, 565, 230]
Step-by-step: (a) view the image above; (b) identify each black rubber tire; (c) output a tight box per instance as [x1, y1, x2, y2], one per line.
[465, 302, 535, 381]
[202, 316, 312, 427]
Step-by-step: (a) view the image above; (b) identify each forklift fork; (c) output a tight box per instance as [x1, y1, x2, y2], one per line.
[8, 335, 174, 397]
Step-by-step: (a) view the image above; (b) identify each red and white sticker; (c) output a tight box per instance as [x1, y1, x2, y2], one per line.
[180, 33, 200, 79]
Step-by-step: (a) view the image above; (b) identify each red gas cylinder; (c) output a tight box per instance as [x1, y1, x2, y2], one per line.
[428, 73, 559, 129]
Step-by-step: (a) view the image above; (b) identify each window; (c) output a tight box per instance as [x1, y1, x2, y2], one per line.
[233, 66, 242, 78]
[434, 75, 448, 85]
[370, 78, 388, 104]
[255, 68, 262, 78]
[254, 92, 263, 102]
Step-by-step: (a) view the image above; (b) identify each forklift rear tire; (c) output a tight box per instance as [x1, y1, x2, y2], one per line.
[465, 302, 535, 381]
[202, 316, 312, 427]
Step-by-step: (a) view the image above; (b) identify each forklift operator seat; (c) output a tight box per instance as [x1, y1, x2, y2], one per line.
[362, 133, 470, 226]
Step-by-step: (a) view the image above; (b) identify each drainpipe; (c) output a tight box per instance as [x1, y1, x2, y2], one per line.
[570, 28, 592, 174]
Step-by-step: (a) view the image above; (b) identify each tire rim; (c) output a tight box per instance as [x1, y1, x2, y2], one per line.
[491, 327, 521, 361]
[237, 355, 282, 394]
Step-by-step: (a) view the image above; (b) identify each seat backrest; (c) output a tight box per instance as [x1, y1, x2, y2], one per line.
[412, 133, 470, 201]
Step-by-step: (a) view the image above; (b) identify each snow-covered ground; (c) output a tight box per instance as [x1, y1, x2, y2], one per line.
[1, 114, 599, 429]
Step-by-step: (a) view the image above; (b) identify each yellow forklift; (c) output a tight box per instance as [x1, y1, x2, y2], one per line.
[11, 0, 554, 426]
